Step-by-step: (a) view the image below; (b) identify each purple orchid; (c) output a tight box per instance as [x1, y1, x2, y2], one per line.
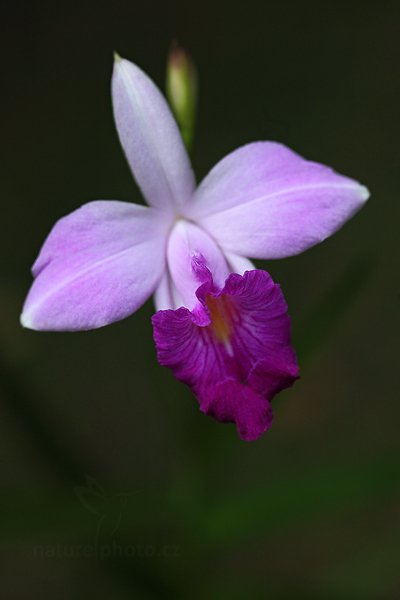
[21, 55, 369, 440]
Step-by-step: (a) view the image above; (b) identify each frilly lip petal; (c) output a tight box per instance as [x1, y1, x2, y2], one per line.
[152, 268, 299, 441]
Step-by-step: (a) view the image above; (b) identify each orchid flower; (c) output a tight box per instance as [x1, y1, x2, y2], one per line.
[21, 55, 369, 440]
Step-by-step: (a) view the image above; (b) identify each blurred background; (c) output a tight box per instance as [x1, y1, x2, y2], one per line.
[1, 1, 399, 598]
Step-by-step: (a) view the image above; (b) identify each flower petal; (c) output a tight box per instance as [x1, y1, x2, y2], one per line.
[21, 201, 168, 331]
[224, 251, 255, 275]
[152, 268, 299, 441]
[112, 56, 195, 211]
[187, 142, 369, 259]
[167, 220, 230, 310]
[200, 380, 273, 441]
[153, 271, 184, 311]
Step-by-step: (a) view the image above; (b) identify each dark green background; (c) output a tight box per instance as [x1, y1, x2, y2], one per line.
[1, 1, 399, 598]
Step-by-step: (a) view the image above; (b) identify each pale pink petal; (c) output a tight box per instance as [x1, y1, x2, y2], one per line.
[186, 142, 369, 259]
[112, 57, 195, 211]
[153, 271, 184, 311]
[224, 251, 255, 275]
[21, 201, 169, 331]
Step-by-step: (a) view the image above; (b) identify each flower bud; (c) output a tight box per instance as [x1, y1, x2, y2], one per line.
[166, 42, 198, 151]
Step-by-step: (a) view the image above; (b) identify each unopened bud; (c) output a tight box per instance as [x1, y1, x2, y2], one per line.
[166, 42, 198, 151]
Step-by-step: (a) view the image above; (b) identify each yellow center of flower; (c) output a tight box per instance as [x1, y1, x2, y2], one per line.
[205, 295, 236, 345]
